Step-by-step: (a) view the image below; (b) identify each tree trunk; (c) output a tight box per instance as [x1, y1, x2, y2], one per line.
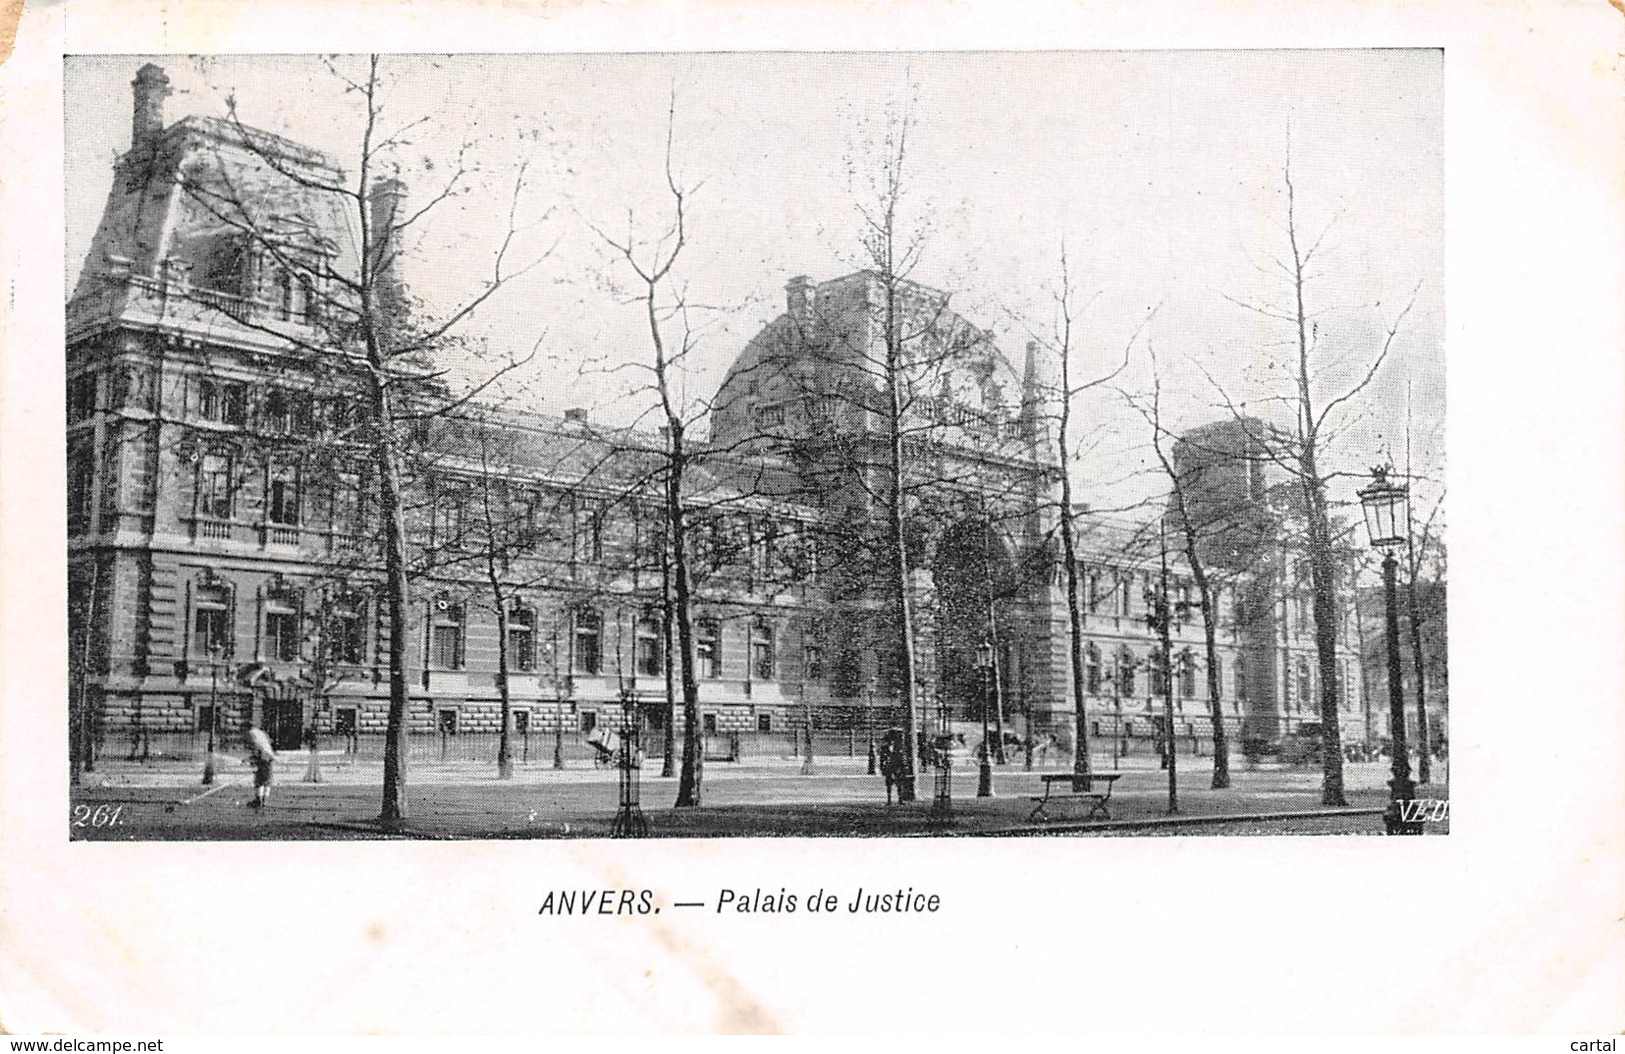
[1058, 453, 1092, 788]
[661, 538, 677, 779]
[1303, 471, 1348, 806]
[494, 589, 514, 780]
[883, 281, 919, 803]
[373, 385, 413, 828]
[1157, 528, 1178, 814]
[666, 425, 704, 807]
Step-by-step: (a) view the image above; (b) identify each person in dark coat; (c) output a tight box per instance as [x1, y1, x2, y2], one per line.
[243, 725, 276, 809]
[878, 727, 908, 804]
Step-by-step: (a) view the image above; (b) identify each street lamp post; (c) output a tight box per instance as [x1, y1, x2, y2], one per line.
[927, 677, 951, 821]
[201, 644, 222, 785]
[975, 640, 995, 797]
[865, 681, 878, 775]
[1359, 466, 1421, 836]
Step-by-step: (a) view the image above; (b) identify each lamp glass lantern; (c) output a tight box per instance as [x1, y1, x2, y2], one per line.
[1357, 467, 1410, 551]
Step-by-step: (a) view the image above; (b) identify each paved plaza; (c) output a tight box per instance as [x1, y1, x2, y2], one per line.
[70, 751, 1447, 839]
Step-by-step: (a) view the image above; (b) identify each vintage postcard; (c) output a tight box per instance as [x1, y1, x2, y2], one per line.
[3, 0, 1622, 1039]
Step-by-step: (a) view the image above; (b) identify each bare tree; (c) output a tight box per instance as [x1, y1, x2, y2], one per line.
[587, 95, 709, 807]
[1205, 142, 1421, 806]
[134, 56, 555, 827]
[1132, 347, 1233, 789]
[1015, 246, 1147, 787]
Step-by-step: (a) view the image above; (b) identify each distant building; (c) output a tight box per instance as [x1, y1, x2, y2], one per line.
[67, 64, 1363, 760]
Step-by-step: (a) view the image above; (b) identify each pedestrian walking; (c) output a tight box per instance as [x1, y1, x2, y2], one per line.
[243, 725, 276, 809]
[878, 726, 907, 804]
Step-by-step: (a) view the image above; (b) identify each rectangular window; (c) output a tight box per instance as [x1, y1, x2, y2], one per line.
[513, 710, 530, 735]
[221, 383, 246, 425]
[429, 602, 464, 670]
[635, 617, 662, 678]
[265, 610, 300, 662]
[331, 610, 364, 665]
[573, 502, 602, 564]
[192, 603, 230, 657]
[431, 624, 463, 669]
[509, 608, 536, 672]
[580, 710, 598, 734]
[757, 713, 772, 733]
[67, 439, 95, 529]
[68, 373, 97, 422]
[199, 453, 233, 519]
[437, 709, 458, 735]
[198, 378, 220, 421]
[434, 490, 465, 550]
[196, 705, 216, 734]
[263, 389, 292, 434]
[750, 623, 775, 681]
[695, 619, 720, 679]
[334, 708, 358, 737]
[573, 609, 602, 675]
[268, 469, 300, 526]
[1149, 653, 1167, 697]
[804, 644, 823, 682]
[703, 713, 718, 735]
[1118, 650, 1136, 697]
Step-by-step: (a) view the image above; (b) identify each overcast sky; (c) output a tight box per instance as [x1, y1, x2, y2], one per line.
[66, 50, 1444, 525]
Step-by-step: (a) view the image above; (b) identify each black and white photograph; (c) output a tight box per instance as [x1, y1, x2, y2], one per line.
[64, 50, 1445, 840]
[3, 0, 1622, 1039]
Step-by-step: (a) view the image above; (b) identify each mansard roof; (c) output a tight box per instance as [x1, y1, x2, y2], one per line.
[71, 112, 360, 307]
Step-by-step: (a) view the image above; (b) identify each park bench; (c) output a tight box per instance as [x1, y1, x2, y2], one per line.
[1028, 772, 1123, 823]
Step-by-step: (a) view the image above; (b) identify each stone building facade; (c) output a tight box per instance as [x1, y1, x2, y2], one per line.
[67, 65, 1365, 759]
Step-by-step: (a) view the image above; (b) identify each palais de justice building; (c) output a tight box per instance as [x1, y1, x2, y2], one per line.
[66, 65, 1365, 758]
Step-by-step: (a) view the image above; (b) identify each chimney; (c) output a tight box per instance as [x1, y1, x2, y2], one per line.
[368, 177, 408, 330]
[785, 275, 815, 334]
[367, 177, 407, 267]
[130, 64, 172, 155]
